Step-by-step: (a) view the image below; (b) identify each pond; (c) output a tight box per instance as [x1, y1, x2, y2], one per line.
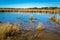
[0, 12, 60, 40]
[0, 12, 60, 29]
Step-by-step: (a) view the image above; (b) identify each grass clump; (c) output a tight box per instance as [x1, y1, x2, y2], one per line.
[0, 23, 20, 40]
[0, 23, 60, 40]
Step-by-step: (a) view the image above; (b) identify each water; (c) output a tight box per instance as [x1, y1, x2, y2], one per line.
[0, 12, 60, 29]
[0, 12, 60, 40]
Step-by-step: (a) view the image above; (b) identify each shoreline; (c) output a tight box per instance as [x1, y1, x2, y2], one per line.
[0, 8, 60, 13]
[0, 23, 60, 40]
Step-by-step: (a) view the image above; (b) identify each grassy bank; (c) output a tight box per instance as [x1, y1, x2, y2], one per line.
[0, 7, 60, 13]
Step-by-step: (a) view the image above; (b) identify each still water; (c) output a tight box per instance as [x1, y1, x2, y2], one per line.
[0, 12, 60, 40]
[0, 12, 60, 30]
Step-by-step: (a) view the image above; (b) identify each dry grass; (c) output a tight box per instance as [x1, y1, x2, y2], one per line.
[0, 23, 60, 40]
[55, 17, 60, 25]
[0, 8, 60, 13]
[36, 23, 43, 31]
[49, 15, 60, 25]
[0, 23, 20, 40]
[49, 15, 55, 22]
[30, 15, 35, 23]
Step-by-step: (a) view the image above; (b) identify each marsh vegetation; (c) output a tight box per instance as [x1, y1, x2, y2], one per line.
[0, 7, 60, 13]
[49, 14, 60, 25]
[0, 22, 60, 40]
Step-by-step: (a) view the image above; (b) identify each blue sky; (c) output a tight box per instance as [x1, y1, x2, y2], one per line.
[0, 0, 60, 8]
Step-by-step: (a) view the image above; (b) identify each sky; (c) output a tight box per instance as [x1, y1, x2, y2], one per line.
[0, 0, 60, 8]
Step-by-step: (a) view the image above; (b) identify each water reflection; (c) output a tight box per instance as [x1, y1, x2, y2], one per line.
[0, 12, 60, 40]
[0, 12, 60, 29]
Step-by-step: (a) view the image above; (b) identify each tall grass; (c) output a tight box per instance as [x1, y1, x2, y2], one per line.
[0, 23, 20, 40]
[0, 23, 43, 40]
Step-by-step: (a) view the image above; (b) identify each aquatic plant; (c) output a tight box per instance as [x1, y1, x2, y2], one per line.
[30, 15, 33, 21]
[55, 17, 60, 25]
[17, 17, 21, 20]
[0, 23, 60, 40]
[36, 23, 43, 31]
[17, 17, 21, 19]
[49, 15, 55, 22]
[30, 15, 35, 23]
[0, 23, 20, 40]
